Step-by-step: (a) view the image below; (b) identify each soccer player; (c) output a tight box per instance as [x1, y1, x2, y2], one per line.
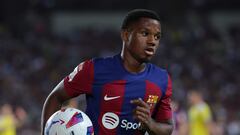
[187, 90, 213, 135]
[0, 104, 16, 135]
[41, 9, 173, 135]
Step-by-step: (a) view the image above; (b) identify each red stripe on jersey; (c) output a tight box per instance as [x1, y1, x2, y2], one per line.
[154, 74, 173, 122]
[98, 80, 126, 135]
[64, 59, 94, 97]
[144, 80, 162, 114]
[133, 80, 162, 135]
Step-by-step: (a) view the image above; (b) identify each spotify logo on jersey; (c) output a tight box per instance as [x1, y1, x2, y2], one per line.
[102, 112, 119, 129]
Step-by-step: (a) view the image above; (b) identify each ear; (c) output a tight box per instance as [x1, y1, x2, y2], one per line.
[121, 30, 129, 42]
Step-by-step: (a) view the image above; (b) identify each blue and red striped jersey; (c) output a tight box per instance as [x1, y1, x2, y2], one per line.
[64, 54, 172, 135]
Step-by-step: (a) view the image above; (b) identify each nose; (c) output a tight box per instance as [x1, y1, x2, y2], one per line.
[147, 35, 156, 46]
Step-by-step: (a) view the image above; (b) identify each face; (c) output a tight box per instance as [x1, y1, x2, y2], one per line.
[187, 91, 200, 105]
[122, 18, 161, 63]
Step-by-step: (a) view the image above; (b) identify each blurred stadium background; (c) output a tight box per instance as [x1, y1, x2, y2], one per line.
[0, 0, 240, 134]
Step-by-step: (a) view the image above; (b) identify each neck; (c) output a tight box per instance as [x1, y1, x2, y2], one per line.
[120, 50, 146, 74]
[193, 99, 204, 106]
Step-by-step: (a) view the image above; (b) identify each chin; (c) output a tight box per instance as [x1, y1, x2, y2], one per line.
[132, 53, 153, 63]
[140, 57, 152, 63]
[145, 55, 154, 61]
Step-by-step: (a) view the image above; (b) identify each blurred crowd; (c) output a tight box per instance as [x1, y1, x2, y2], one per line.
[0, 10, 240, 134]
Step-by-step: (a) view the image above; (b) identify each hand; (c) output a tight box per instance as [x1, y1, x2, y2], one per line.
[131, 98, 154, 130]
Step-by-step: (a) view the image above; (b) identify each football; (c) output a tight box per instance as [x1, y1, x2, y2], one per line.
[44, 108, 94, 135]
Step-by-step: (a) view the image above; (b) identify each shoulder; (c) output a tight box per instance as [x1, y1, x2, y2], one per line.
[93, 55, 117, 65]
[78, 55, 117, 70]
[147, 63, 172, 94]
[91, 54, 122, 75]
[147, 63, 170, 83]
[148, 63, 169, 76]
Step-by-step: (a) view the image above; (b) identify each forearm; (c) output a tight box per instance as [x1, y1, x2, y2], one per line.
[41, 80, 73, 135]
[41, 94, 64, 135]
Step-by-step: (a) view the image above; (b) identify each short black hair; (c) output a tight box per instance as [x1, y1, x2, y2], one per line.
[121, 9, 161, 30]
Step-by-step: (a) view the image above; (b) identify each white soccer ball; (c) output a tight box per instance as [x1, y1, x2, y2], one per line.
[44, 108, 94, 135]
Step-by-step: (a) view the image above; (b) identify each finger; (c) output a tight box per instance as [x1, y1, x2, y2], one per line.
[136, 114, 147, 123]
[134, 110, 150, 124]
[131, 98, 149, 108]
[135, 106, 150, 115]
[135, 110, 148, 119]
[133, 106, 151, 123]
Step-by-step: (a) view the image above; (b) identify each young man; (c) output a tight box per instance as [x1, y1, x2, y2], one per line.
[41, 9, 173, 135]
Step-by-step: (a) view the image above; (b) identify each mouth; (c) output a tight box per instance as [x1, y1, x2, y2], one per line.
[144, 48, 155, 56]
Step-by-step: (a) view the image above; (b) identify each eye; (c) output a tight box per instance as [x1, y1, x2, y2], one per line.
[141, 31, 149, 37]
[154, 34, 161, 40]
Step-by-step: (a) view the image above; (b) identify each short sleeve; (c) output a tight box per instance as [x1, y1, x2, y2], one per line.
[153, 74, 173, 122]
[64, 59, 94, 97]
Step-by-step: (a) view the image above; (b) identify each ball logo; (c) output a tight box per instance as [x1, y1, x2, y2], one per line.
[102, 112, 119, 129]
[66, 112, 83, 128]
